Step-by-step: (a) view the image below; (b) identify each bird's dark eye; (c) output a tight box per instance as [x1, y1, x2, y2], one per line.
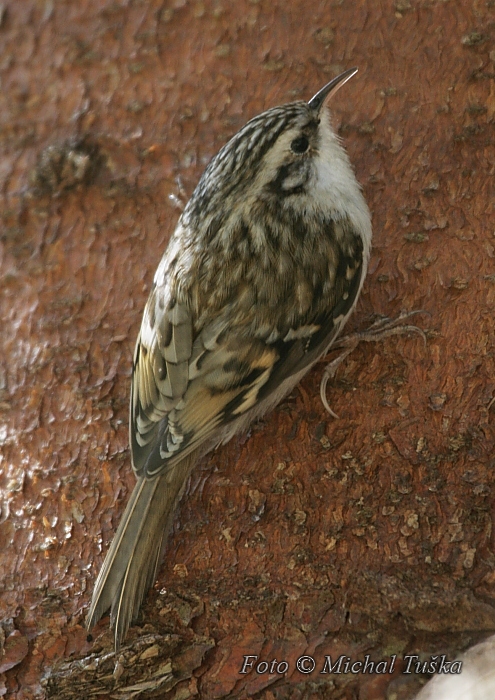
[290, 135, 309, 154]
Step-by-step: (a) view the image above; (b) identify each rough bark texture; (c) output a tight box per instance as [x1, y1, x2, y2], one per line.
[1, 1, 494, 699]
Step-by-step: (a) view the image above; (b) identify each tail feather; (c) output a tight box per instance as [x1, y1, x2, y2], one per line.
[86, 453, 197, 648]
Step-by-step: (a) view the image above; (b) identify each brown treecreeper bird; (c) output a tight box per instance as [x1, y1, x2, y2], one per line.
[87, 68, 373, 648]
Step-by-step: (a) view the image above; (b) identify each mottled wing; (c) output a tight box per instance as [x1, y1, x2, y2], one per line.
[130, 286, 193, 474]
[131, 228, 364, 479]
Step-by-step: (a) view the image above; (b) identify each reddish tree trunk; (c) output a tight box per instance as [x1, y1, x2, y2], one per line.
[1, 1, 494, 698]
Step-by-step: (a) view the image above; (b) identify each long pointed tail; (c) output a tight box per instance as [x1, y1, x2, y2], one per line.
[86, 453, 197, 648]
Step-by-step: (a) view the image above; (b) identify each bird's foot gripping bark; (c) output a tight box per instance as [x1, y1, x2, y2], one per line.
[319, 311, 428, 418]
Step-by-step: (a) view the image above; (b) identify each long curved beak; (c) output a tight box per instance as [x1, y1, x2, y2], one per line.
[308, 67, 358, 113]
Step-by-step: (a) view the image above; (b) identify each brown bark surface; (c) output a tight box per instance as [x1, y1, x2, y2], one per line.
[1, 1, 494, 699]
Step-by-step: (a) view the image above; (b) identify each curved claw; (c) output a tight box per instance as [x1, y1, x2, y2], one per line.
[320, 371, 340, 419]
[317, 309, 430, 417]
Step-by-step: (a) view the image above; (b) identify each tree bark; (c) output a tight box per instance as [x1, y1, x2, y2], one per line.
[1, 1, 494, 698]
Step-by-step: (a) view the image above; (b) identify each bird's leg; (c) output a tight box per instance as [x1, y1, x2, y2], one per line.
[167, 176, 188, 211]
[319, 311, 428, 418]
